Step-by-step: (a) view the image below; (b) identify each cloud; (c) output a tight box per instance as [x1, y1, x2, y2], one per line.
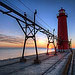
[0, 34, 23, 44]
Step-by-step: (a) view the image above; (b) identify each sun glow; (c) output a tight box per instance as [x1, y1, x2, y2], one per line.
[48, 44, 54, 49]
[49, 46, 52, 49]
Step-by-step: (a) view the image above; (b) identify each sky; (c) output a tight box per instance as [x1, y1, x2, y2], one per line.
[0, 0, 75, 48]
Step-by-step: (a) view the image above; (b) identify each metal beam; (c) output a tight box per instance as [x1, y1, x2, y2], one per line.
[0, 1, 55, 38]
[0, 9, 25, 23]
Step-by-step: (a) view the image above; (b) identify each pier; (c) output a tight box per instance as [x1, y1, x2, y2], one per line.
[0, 51, 72, 75]
[71, 50, 75, 75]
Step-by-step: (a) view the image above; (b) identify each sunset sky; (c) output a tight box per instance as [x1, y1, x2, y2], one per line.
[0, 0, 75, 48]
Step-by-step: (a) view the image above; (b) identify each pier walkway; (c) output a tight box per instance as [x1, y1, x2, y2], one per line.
[72, 50, 75, 75]
[0, 51, 72, 75]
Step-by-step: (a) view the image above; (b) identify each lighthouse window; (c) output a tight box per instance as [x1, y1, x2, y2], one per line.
[60, 11, 65, 13]
[62, 11, 65, 13]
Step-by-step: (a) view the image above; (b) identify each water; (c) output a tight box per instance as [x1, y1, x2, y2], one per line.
[0, 47, 54, 60]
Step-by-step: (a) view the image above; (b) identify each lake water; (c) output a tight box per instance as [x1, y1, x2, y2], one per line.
[0, 48, 55, 60]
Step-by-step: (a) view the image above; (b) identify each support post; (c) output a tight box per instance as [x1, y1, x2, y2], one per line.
[46, 35, 49, 55]
[20, 37, 27, 62]
[20, 12, 27, 62]
[34, 38, 38, 60]
[53, 29, 57, 55]
[54, 47, 57, 55]
[22, 38, 26, 58]
[33, 10, 40, 64]
[47, 43, 49, 55]
[53, 40, 57, 55]
[46, 30, 50, 55]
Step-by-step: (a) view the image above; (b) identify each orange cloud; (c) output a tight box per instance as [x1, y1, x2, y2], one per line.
[0, 34, 56, 48]
[0, 34, 24, 48]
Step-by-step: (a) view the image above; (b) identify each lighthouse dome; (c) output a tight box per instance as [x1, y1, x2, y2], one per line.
[59, 7, 65, 13]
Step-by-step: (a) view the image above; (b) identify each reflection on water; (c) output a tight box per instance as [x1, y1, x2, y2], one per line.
[0, 48, 54, 60]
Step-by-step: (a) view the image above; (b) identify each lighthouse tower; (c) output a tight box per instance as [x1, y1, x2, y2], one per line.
[57, 8, 69, 50]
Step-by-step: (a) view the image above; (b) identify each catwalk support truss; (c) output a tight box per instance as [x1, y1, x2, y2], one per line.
[0, 1, 57, 63]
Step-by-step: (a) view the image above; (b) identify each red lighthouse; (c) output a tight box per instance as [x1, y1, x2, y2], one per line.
[57, 8, 69, 50]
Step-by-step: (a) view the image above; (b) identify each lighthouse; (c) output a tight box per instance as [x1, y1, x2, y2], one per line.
[57, 8, 69, 50]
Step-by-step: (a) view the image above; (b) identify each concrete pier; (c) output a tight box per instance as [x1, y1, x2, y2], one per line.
[0, 51, 72, 75]
[72, 50, 75, 75]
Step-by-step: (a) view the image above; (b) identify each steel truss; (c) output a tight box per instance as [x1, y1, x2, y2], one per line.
[46, 29, 57, 55]
[0, 1, 57, 63]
